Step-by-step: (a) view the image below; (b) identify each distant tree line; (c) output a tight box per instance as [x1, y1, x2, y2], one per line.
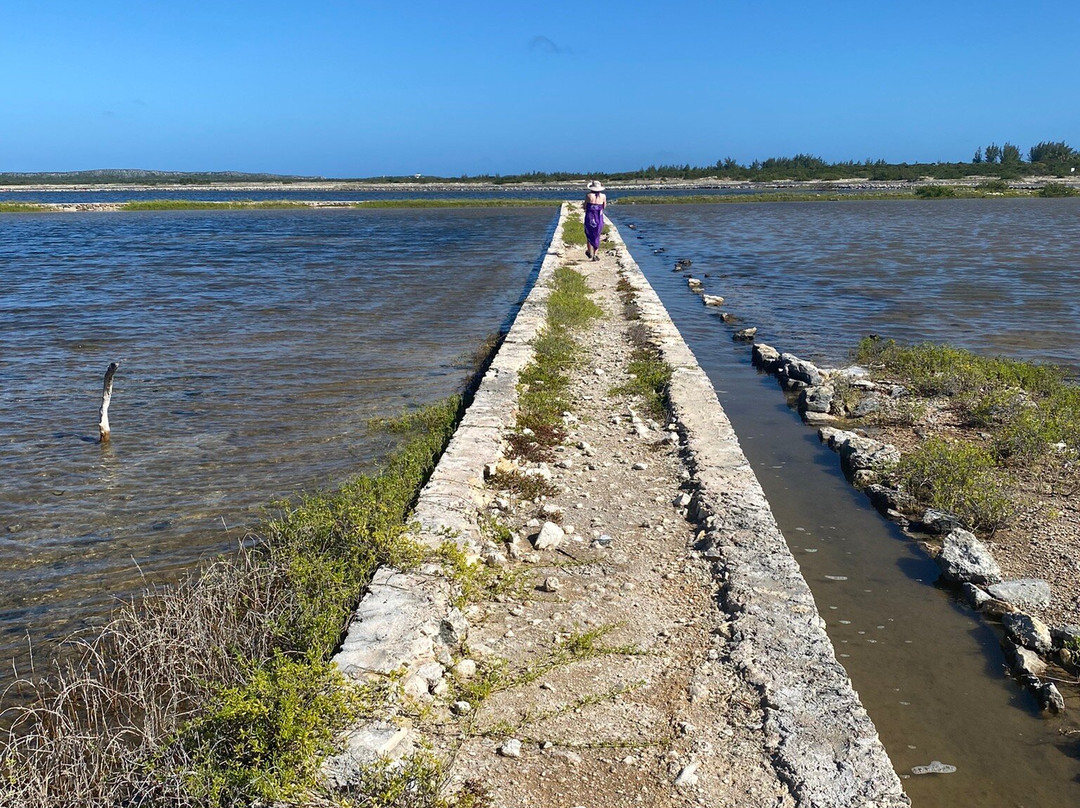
[2, 142, 1077, 186]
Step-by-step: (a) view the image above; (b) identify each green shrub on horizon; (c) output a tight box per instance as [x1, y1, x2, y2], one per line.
[0, 202, 49, 213]
[1039, 182, 1078, 197]
[915, 185, 958, 198]
[121, 199, 314, 210]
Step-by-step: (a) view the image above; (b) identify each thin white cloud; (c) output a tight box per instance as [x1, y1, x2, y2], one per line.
[529, 35, 570, 55]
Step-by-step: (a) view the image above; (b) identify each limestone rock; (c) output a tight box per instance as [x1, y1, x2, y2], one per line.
[541, 576, 562, 593]
[1038, 682, 1066, 714]
[702, 294, 725, 307]
[960, 582, 992, 610]
[1004, 638, 1047, 677]
[911, 761, 957, 775]
[1052, 624, 1080, 647]
[440, 608, 469, 647]
[801, 385, 834, 414]
[533, 521, 565, 550]
[864, 484, 916, 514]
[499, 739, 523, 758]
[937, 528, 1003, 585]
[1002, 611, 1053, 654]
[850, 396, 882, 418]
[674, 761, 700, 788]
[733, 327, 758, 342]
[780, 353, 825, 386]
[451, 659, 477, 680]
[752, 343, 782, 370]
[987, 579, 1052, 611]
[921, 509, 965, 535]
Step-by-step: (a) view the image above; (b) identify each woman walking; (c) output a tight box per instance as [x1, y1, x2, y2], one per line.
[584, 180, 607, 261]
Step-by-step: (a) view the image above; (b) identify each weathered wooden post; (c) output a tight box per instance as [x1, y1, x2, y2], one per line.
[98, 362, 120, 443]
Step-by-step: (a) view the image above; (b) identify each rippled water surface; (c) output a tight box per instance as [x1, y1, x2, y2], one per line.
[0, 206, 555, 661]
[615, 198, 1080, 369]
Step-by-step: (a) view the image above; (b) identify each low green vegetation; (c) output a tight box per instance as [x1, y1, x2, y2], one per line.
[0, 202, 48, 213]
[508, 264, 603, 464]
[612, 347, 673, 420]
[914, 185, 958, 198]
[0, 397, 467, 806]
[854, 337, 1068, 400]
[891, 437, 1013, 530]
[120, 199, 315, 210]
[356, 198, 557, 209]
[617, 191, 910, 205]
[1039, 182, 1078, 197]
[854, 337, 1080, 529]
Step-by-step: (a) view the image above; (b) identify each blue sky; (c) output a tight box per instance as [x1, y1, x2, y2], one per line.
[2, 0, 1078, 176]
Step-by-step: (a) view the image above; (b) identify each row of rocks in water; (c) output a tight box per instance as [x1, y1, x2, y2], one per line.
[748, 342, 1075, 715]
[676, 264, 759, 341]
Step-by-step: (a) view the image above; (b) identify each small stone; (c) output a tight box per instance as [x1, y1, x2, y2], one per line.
[632, 462, 648, 471]
[533, 521, 565, 550]
[921, 509, 965, 535]
[555, 458, 574, 469]
[674, 761, 700, 788]
[675, 493, 692, 508]
[452, 659, 478, 680]
[1002, 611, 1053, 654]
[911, 761, 957, 775]
[541, 576, 562, 593]
[499, 739, 523, 758]
[540, 503, 564, 519]
[960, 583, 992, 610]
[1039, 682, 1066, 714]
[451, 701, 472, 715]
[733, 327, 757, 342]
[1006, 642, 1047, 678]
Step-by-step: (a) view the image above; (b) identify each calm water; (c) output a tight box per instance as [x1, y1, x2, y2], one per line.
[0, 206, 555, 662]
[613, 199, 1080, 807]
[616, 198, 1080, 369]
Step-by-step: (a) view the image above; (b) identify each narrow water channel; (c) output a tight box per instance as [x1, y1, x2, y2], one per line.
[619, 221, 1080, 807]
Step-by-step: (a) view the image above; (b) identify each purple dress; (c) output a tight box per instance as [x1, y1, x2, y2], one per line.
[584, 200, 605, 249]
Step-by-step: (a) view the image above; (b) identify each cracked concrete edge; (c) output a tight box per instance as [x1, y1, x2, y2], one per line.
[326, 203, 572, 781]
[408, 201, 571, 552]
[606, 222, 911, 808]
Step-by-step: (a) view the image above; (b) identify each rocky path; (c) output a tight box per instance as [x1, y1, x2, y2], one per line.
[435, 220, 793, 807]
